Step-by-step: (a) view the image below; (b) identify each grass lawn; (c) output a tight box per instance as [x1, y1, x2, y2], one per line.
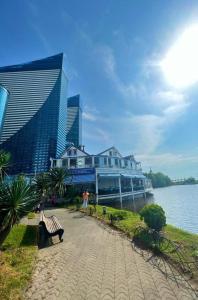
[0, 224, 38, 300]
[27, 212, 36, 219]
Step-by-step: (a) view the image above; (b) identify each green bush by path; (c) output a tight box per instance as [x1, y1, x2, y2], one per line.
[27, 212, 36, 219]
[82, 204, 144, 236]
[0, 224, 38, 300]
[139, 204, 166, 231]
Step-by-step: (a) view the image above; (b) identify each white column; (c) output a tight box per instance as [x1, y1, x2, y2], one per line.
[92, 156, 94, 167]
[57, 159, 61, 168]
[118, 175, 122, 209]
[143, 179, 146, 203]
[95, 170, 98, 204]
[131, 177, 136, 211]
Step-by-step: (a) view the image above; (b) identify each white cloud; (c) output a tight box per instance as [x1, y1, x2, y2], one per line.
[136, 152, 198, 177]
[123, 88, 189, 155]
[125, 113, 164, 154]
[96, 128, 111, 143]
[84, 127, 111, 144]
[156, 90, 185, 104]
[26, 1, 39, 17]
[96, 45, 136, 99]
[96, 46, 190, 155]
[28, 22, 52, 53]
[82, 105, 108, 123]
[82, 112, 97, 121]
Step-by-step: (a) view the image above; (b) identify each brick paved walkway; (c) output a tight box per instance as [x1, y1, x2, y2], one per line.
[25, 209, 197, 300]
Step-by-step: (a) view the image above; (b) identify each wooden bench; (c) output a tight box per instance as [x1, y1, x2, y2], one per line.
[39, 211, 64, 244]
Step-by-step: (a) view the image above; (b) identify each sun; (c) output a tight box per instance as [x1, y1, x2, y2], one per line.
[160, 24, 198, 89]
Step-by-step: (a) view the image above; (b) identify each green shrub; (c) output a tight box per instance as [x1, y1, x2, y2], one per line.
[139, 204, 166, 231]
[108, 210, 128, 224]
[65, 185, 78, 202]
[27, 212, 36, 219]
[113, 211, 128, 220]
[75, 196, 82, 210]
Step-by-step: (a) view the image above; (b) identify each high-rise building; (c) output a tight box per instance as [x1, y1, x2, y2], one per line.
[0, 85, 9, 135]
[66, 94, 82, 148]
[0, 53, 68, 174]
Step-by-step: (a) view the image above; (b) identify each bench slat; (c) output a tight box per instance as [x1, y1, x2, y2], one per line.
[39, 212, 64, 240]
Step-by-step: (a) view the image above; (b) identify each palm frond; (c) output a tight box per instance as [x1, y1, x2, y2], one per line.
[0, 178, 39, 231]
[48, 168, 69, 197]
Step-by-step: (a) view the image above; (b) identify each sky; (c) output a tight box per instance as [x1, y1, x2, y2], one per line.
[1, 0, 198, 179]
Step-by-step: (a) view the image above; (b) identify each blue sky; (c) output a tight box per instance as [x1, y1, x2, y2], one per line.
[1, 0, 198, 178]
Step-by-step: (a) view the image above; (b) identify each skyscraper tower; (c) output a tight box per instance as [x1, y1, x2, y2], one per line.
[0, 53, 68, 174]
[66, 94, 82, 147]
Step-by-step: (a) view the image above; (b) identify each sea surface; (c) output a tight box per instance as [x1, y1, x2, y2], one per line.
[153, 185, 198, 234]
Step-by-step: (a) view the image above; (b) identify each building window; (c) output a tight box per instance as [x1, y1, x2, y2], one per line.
[85, 157, 92, 166]
[62, 159, 68, 167]
[124, 160, 128, 167]
[115, 158, 118, 166]
[104, 157, 107, 165]
[68, 150, 71, 156]
[70, 158, 76, 168]
[52, 160, 56, 167]
[73, 149, 77, 155]
[109, 151, 112, 156]
[94, 157, 99, 166]
[108, 158, 111, 166]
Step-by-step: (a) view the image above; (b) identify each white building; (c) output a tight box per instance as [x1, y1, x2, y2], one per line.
[51, 146, 152, 210]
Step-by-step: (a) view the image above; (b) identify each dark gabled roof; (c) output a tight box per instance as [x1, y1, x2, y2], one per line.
[0, 53, 63, 73]
[60, 145, 90, 158]
[97, 146, 122, 157]
[124, 155, 139, 163]
[124, 155, 134, 160]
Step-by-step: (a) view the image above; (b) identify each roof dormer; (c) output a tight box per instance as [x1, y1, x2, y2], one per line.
[97, 146, 122, 158]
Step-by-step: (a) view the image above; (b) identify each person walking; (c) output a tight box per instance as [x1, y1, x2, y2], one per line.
[82, 190, 89, 209]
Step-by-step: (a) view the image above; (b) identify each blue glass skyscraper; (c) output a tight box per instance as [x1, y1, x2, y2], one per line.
[0, 53, 68, 174]
[66, 94, 82, 148]
[0, 85, 9, 135]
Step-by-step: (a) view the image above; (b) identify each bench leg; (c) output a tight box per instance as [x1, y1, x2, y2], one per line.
[58, 230, 64, 242]
[38, 224, 49, 248]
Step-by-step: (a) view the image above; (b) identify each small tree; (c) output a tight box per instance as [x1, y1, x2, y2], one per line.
[0, 177, 38, 245]
[140, 204, 166, 232]
[75, 196, 82, 210]
[48, 168, 69, 198]
[33, 172, 49, 203]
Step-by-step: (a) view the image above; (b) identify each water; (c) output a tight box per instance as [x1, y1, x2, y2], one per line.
[153, 185, 198, 234]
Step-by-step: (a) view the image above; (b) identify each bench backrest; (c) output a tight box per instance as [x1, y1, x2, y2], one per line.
[40, 211, 62, 234]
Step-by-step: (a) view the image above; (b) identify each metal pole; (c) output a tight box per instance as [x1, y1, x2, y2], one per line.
[119, 175, 122, 209]
[95, 170, 98, 204]
[92, 156, 94, 167]
[68, 158, 70, 169]
[131, 177, 136, 211]
[143, 179, 146, 204]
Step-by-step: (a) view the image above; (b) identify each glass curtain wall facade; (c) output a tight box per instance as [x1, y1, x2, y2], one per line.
[66, 94, 82, 147]
[0, 85, 9, 134]
[0, 53, 68, 174]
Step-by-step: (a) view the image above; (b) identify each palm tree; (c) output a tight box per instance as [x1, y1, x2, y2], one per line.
[33, 172, 49, 201]
[0, 177, 38, 246]
[48, 168, 69, 198]
[0, 150, 11, 181]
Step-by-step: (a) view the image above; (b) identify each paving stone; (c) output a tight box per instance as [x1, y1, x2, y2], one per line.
[24, 209, 197, 300]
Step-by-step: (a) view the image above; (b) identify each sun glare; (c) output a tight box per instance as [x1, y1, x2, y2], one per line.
[160, 24, 198, 88]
